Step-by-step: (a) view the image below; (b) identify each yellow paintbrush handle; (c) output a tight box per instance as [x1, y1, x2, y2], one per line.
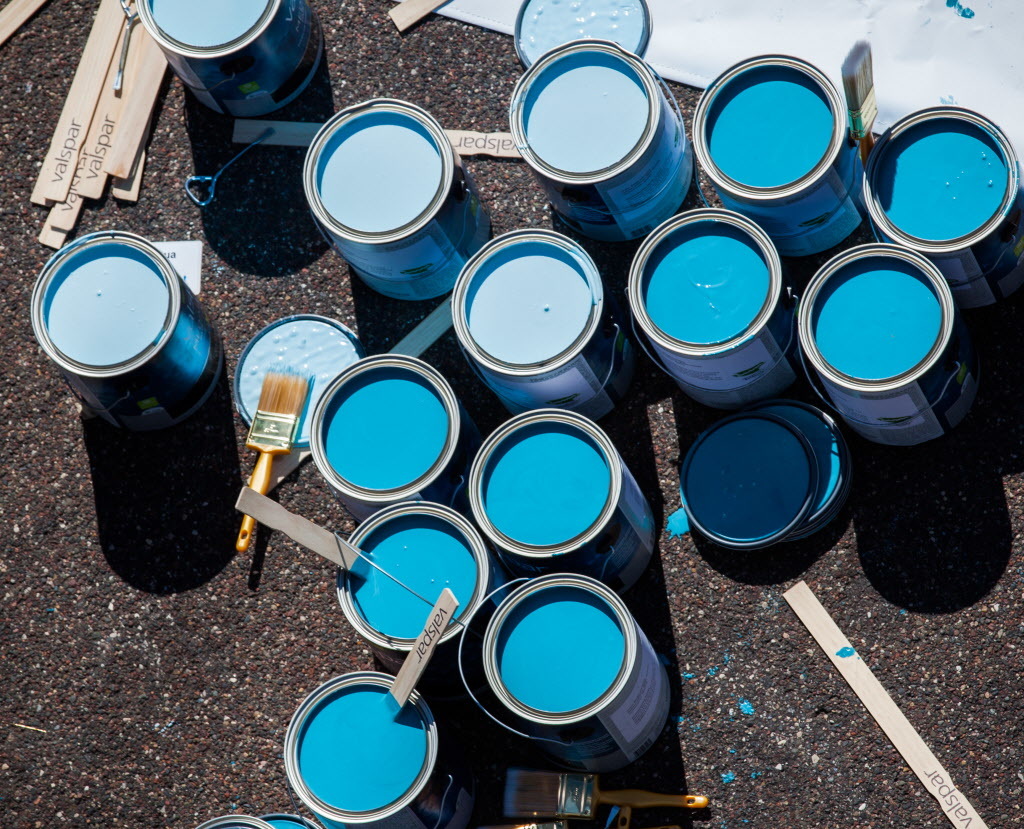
[598, 791, 709, 810]
[236, 451, 276, 552]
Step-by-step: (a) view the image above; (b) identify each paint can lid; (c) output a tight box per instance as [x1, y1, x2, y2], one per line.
[514, 0, 651, 68]
[194, 817, 276, 829]
[258, 814, 322, 829]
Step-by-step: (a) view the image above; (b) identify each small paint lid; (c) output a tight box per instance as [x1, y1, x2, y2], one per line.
[514, 0, 652, 68]
[146, 0, 268, 50]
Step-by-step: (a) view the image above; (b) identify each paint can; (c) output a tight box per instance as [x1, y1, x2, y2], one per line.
[258, 815, 321, 829]
[30, 230, 222, 431]
[628, 208, 797, 409]
[509, 39, 693, 242]
[476, 574, 670, 772]
[195, 818, 275, 829]
[469, 410, 655, 593]
[234, 314, 364, 449]
[863, 106, 1024, 308]
[304, 99, 491, 300]
[692, 55, 862, 257]
[310, 355, 480, 521]
[513, 0, 652, 68]
[284, 672, 474, 829]
[798, 244, 979, 446]
[138, 0, 323, 117]
[452, 229, 634, 420]
[336, 502, 502, 691]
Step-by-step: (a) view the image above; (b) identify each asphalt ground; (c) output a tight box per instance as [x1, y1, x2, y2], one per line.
[2, 2, 1022, 827]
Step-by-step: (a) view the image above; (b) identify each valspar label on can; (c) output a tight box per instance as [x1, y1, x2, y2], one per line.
[510, 39, 693, 242]
[453, 229, 634, 420]
[481, 575, 669, 772]
[304, 99, 491, 300]
[864, 106, 1024, 309]
[693, 55, 862, 257]
[629, 209, 796, 409]
[469, 410, 654, 593]
[31, 231, 222, 431]
[138, 0, 323, 117]
[285, 673, 474, 829]
[798, 244, 979, 446]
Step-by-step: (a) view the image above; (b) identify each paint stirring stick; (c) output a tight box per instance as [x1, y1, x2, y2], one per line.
[388, 0, 451, 33]
[389, 587, 459, 708]
[0, 0, 51, 48]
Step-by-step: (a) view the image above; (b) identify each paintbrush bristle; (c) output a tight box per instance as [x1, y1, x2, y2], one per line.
[841, 40, 877, 142]
[504, 769, 565, 818]
[247, 370, 310, 452]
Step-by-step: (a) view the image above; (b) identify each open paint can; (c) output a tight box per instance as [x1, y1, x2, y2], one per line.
[453, 229, 634, 420]
[864, 107, 1024, 308]
[304, 99, 491, 300]
[628, 208, 796, 409]
[798, 244, 979, 446]
[195, 818, 275, 829]
[234, 314, 364, 449]
[473, 574, 669, 772]
[30, 231, 222, 431]
[692, 55, 862, 257]
[510, 39, 692, 241]
[337, 502, 502, 691]
[138, 0, 322, 117]
[284, 672, 474, 829]
[310, 355, 480, 520]
[469, 410, 654, 593]
[258, 816, 321, 829]
[514, 0, 652, 68]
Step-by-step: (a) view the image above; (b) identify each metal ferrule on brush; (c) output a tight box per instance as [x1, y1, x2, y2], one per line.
[558, 773, 596, 818]
[248, 410, 300, 450]
[849, 87, 878, 140]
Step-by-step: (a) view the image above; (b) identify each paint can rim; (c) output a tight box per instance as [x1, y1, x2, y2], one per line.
[138, 0, 282, 59]
[194, 817, 277, 829]
[256, 815, 320, 829]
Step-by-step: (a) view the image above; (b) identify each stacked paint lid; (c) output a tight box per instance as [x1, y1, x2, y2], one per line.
[258, 816, 321, 829]
[513, 0, 652, 67]
[679, 400, 851, 549]
[864, 106, 1024, 308]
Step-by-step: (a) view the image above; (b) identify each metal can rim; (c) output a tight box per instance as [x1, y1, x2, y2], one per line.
[256, 815, 320, 829]
[194, 817, 277, 829]
[137, 0, 282, 59]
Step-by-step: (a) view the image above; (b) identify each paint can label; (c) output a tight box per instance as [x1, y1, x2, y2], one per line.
[599, 462, 655, 591]
[997, 252, 1024, 297]
[930, 248, 996, 308]
[599, 632, 667, 754]
[821, 377, 945, 446]
[477, 355, 613, 419]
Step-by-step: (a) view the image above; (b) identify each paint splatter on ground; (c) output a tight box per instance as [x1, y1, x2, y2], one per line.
[721, 771, 736, 783]
[946, 0, 976, 18]
[836, 646, 857, 658]
[738, 698, 755, 715]
[666, 508, 690, 538]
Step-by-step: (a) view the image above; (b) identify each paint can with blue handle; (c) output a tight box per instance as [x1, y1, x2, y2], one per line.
[475, 574, 670, 772]
[258, 815, 321, 829]
[513, 0, 652, 68]
[863, 107, 1024, 308]
[304, 99, 491, 300]
[310, 355, 480, 521]
[468, 410, 655, 593]
[798, 244, 979, 446]
[284, 672, 474, 829]
[509, 39, 692, 242]
[138, 0, 323, 117]
[30, 231, 222, 431]
[452, 229, 634, 420]
[692, 55, 862, 257]
[628, 208, 797, 409]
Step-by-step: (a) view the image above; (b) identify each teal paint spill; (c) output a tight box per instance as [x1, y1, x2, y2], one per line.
[946, 0, 975, 18]
[682, 672, 696, 680]
[738, 698, 755, 715]
[666, 508, 690, 538]
[836, 646, 856, 658]
[707, 666, 719, 677]
[751, 772, 762, 779]
[721, 771, 736, 783]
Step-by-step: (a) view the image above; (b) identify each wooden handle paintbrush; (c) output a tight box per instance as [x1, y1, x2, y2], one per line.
[236, 371, 310, 552]
[842, 40, 877, 165]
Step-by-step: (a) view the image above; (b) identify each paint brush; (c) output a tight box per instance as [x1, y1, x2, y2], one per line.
[236, 371, 310, 552]
[503, 770, 709, 819]
[841, 40, 877, 165]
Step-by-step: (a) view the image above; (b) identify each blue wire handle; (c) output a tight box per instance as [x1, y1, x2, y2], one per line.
[185, 128, 275, 207]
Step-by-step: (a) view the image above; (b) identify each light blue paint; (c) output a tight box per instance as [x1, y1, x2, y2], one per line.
[757, 403, 840, 516]
[666, 508, 690, 538]
[149, 0, 268, 48]
[707, 65, 834, 188]
[348, 513, 479, 639]
[42, 242, 170, 366]
[465, 238, 596, 364]
[482, 421, 611, 546]
[836, 646, 856, 658]
[641, 219, 770, 345]
[237, 317, 361, 448]
[296, 683, 428, 813]
[946, 0, 976, 19]
[811, 255, 942, 380]
[322, 366, 450, 491]
[317, 111, 443, 233]
[518, 0, 648, 67]
[721, 771, 736, 784]
[738, 698, 755, 715]
[523, 49, 650, 174]
[876, 117, 1005, 240]
[683, 416, 812, 544]
[496, 585, 625, 712]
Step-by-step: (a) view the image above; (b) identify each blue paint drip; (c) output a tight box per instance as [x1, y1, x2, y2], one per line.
[946, 0, 976, 18]
[751, 772, 763, 779]
[721, 771, 736, 784]
[707, 666, 719, 677]
[836, 646, 856, 658]
[738, 698, 755, 715]
[682, 672, 696, 680]
[666, 508, 690, 538]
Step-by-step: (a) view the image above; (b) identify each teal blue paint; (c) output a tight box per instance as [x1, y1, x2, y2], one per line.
[466, 239, 595, 364]
[707, 65, 834, 187]
[149, 0, 267, 47]
[496, 585, 625, 712]
[523, 50, 649, 174]
[297, 684, 428, 813]
[482, 422, 611, 546]
[42, 242, 169, 367]
[738, 698, 755, 715]
[811, 256, 942, 380]
[876, 118, 1004, 240]
[518, 0, 648, 67]
[757, 403, 840, 515]
[666, 508, 690, 538]
[751, 772, 763, 779]
[683, 417, 812, 543]
[349, 513, 479, 639]
[836, 646, 856, 658]
[707, 666, 718, 677]
[322, 367, 449, 491]
[682, 672, 696, 680]
[721, 771, 736, 784]
[946, 0, 975, 19]
[641, 219, 770, 344]
[263, 818, 314, 829]
[316, 112, 442, 233]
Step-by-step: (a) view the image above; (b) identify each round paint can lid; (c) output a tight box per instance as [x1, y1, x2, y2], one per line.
[514, 0, 652, 68]
[680, 411, 817, 549]
[258, 814, 322, 829]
